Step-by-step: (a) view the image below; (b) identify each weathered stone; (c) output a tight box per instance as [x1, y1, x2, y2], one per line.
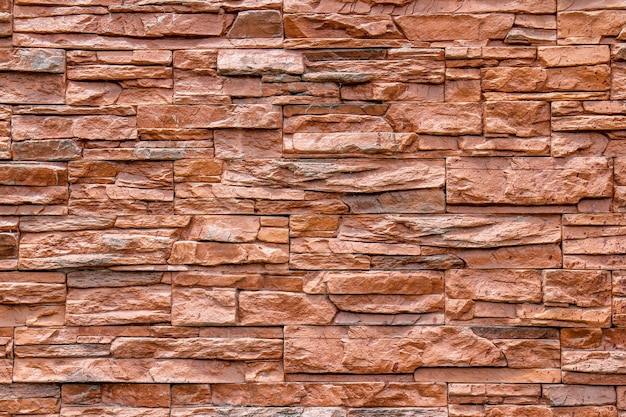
[304, 271, 443, 295]
[0, 48, 65, 72]
[484, 101, 550, 137]
[214, 129, 282, 159]
[493, 339, 560, 368]
[184, 215, 260, 242]
[543, 270, 611, 307]
[414, 368, 560, 383]
[15, 13, 234, 37]
[329, 295, 443, 314]
[137, 105, 281, 129]
[19, 228, 180, 269]
[0, 383, 60, 413]
[168, 242, 289, 266]
[222, 159, 444, 193]
[111, 337, 282, 360]
[0, 73, 65, 104]
[14, 358, 246, 383]
[395, 14, 514, 41]
[516, 304, 611, 327]
[289, 132, 418, 155]
[342, 189, 445, 214]
[558, 10, 626, 42]
[228, 10, 283, 38]
[611, 63, 626, 100]
[285, 14, 404, 39]
[485, 405, 552, 417]
[285, 326, 506, 374]
[504, 27, 556, 45]
[0, 282, 66, 304]
[482, 66, 609, 92]
[284, 0, 555, 14]
[538, 46, 610, 67]
[446, 269, 542, 303]
[211, 382, 446, 407]
[171, 407, 348, 416]
[305, 57, 444, 84]
[338, 215, 561, 248]
[172, 287, 236, 326]
[446, 157, 612, 205]
[386, 103, 482, 135]
[12, 114, 136, 140]
[542, 385, 616, 406]
[239, 291, 337, 325]
[563, 351, 626, 374]
[13, 139, 83, 161]
[66, 285, 170, 325]
[218, 49, 304, 75]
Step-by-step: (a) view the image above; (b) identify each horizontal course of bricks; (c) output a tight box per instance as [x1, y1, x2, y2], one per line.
[1, 0, 626, 415]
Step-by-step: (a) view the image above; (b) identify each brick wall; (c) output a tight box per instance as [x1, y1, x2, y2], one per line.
[1, 0, 625, 415]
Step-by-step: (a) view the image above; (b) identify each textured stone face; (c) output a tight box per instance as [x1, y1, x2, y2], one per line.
[2, 0, 626, 414]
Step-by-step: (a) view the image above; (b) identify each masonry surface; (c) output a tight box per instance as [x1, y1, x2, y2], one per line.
[1, 0, 626, 415]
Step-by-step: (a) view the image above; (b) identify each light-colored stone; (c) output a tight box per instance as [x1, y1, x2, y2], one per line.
[218, 49, 304, 75]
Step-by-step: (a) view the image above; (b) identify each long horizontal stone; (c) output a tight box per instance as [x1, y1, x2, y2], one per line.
[15, 13, 233, 37]
[210, 382, 447, 407]
[284, 326, 507, 374]
[446, 157, 612, 205]
[303, 271, 443, 295]
[305, 58, 444, 84]
[289, 132, 418, 155]
[19, 228, 180, 269]
[222, 159, 445, 193]
[66, 285, 170, 325]
[13, 358, 246, 383]
[137, 105, 282, 129]
[395, 14, 514, 41]
[0, 162, 67, 186]
[284, 0, 555, 14]
[386, 103, 482, 135]
[446, 270, 542, 303]
[337, 215, 561, 248]
[562, 351, 626, 374]
[12, 114, 137, 140]
[168, 242, 289, 266]
[217, 49, 304, 75]
[110, 337, 283, 360]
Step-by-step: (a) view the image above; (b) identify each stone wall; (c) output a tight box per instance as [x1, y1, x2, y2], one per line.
[1, 0, 625, 415]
